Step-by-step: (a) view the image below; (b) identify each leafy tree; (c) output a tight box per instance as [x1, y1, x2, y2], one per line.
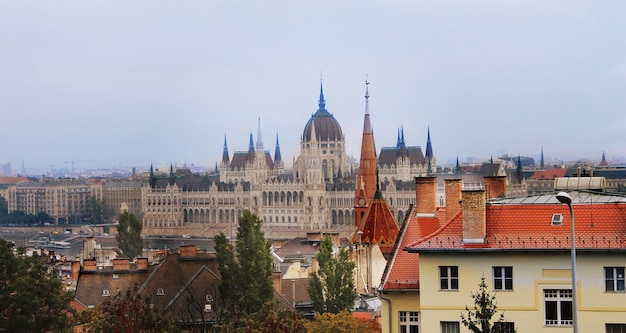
[305, 310, 375, 333]
[307, 236, 357, 314]
[218, 305, 308, 333]
[0, 238, 74, 332]
[214, 209, 274, 326]
[84, 286, 179, 333]
[0, 196, 7, 216]
[461, 276, 515, 333]
[87, 195, 108, 224]
[115, 210, 144, 260]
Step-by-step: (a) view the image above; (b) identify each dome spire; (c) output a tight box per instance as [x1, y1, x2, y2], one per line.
[318, 78, 326, 112]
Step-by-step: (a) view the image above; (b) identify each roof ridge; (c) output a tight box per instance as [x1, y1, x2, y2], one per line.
[405, 209, 462, 248]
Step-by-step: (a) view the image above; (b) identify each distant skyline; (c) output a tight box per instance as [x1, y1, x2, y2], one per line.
[1, 1, 625, 173]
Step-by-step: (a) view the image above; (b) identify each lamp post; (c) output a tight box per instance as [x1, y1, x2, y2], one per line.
[556, 191, 578, 333]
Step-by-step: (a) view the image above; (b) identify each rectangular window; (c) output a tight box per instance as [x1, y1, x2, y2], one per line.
[605, 267, 625, 292]
[399, 311, 419, 333]
[440, 321, 460, 333]
[544, 289, 573, 326]
[606, 324, 626, 333]
[439, 266, 459, 290]
[493, 266, 513, 290]
[493, 322, 515, 333]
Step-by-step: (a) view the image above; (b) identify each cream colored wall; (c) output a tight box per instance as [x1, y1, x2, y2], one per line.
[417, 252, 626, 332]
[379, 291, 420, 333]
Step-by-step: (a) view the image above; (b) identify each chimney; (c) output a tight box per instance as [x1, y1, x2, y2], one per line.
[112, 258, 130, 271]
[180, 244, 197, 257]
[83, 259, 97, 272]
[272, 271, 283, 292]
[445, 178, 463, 221]
[71, 261, 81, 281]
[484, 176, 507, 199]
[136, 258, 148, 270]
[415, 176, 438, 215]
[462, 189, 486, 244]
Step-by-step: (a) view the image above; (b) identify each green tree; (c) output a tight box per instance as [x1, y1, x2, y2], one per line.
[307, 236, 357, 314]
[461, 276, 515, 333]
[218, 305, 308, 333]
[214, 210, 274, 325]
[115, 211, 144, 260]
[87, 195, 110, 224]
[0, 238, 74, 332]
[0, 196, 7, 216]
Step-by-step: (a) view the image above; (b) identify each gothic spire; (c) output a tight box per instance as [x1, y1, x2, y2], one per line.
[274, 133, 282, 162]
[455, 156, 461, 174]
[256, 118, 264, 151]
[222, 135, 230, 162]
[600, 151, 608, 166]
[248, 132, 254, 152]
[355, 78, 378, 226]
[540, 146, 545, 169]
[425, 126, 433, 159]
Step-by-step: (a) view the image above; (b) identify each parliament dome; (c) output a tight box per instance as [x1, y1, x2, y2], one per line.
[302, 84, 344, 143]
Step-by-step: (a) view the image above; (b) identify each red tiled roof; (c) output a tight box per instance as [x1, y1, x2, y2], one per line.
[381, 208, 449, 290]
[529, 168, 567, 180]
[353, 196, 400, 254]
[407, 203, 626, 251]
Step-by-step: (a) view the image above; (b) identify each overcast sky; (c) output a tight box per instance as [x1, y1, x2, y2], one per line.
[1, 1, 625, 174]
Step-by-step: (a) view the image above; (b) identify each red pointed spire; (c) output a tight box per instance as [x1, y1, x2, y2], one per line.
[355, 79, 378, 226]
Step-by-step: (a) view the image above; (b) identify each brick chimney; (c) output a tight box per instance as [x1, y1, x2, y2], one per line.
[415, 176, 438, 215]
[112, 258, 130, 271]
[272, 271, 283, 292]
[83, 259, 97, 272]
[136, 258, 148, 270]
[484, 176, 507, 199]
[180, 244, 197, 257]
[445, 178, 463, 222]
[462, 189, 486, 244]
[71, 261, 81, 281]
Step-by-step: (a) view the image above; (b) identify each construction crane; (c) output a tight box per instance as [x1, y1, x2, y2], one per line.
[64, 159, 94, 176]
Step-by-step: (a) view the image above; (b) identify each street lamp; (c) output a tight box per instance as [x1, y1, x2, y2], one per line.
[556, 191, 578, 333]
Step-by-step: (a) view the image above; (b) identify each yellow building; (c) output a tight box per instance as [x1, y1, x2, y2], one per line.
[381, 176, 626, 333]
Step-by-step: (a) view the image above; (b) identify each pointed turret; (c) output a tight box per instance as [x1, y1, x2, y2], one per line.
[355, 79, 378, 226]
[540, 146, 545, 169]
[600, 151, 608, 167]
[425, 126, 434, 174]
[256, 118, 264, 151]
[274, 134, 282, 163]
[149, 163, 156, 188]
[248, 132, 254, 152]
[169, 163, 175, 186]
[400, 126, 406, 148]
[222, 135, 230, 163]
[454, 156, 461, 174]
[353, 168, 399, 258]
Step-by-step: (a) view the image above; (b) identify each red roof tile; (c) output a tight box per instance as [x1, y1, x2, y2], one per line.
[407, 203, 626, 251]
[353, 197, 400, 254]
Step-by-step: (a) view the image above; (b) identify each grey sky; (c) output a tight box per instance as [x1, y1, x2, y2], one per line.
[1, 1, 625, 173]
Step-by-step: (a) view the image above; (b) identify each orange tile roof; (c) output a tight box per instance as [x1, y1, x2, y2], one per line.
[353, 196, 400, 254]
[407, 203, 626, 251]
[529, 168, 567, 180]
[381, 208, 450, 290]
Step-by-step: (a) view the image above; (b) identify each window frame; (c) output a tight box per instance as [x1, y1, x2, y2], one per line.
[605, 267, 625, 292]
[440, 321, 460, 333]
[493, 266, 513, 291]
[544, 289, 573, 326]
[439, 266, 459, 290]
[493, 321, 515, 333]
[399, 311, 419, 333]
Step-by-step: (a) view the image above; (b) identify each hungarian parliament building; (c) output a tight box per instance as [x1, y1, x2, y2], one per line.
[142, 83, 435, 231]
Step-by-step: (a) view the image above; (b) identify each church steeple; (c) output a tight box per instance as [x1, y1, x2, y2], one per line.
[425, 126, 434, 174]
[355, 78, 378, 226]
[540, 146, 545, 169]
[600, 151, 608, 166]
[454, 156, 461, 174]
[222, 135, 230, 162]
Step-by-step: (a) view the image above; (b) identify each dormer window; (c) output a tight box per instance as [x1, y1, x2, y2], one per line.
[551, 214, 563, 226]
[102, 289, 110, 296]
[157, 288, 165, 296]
